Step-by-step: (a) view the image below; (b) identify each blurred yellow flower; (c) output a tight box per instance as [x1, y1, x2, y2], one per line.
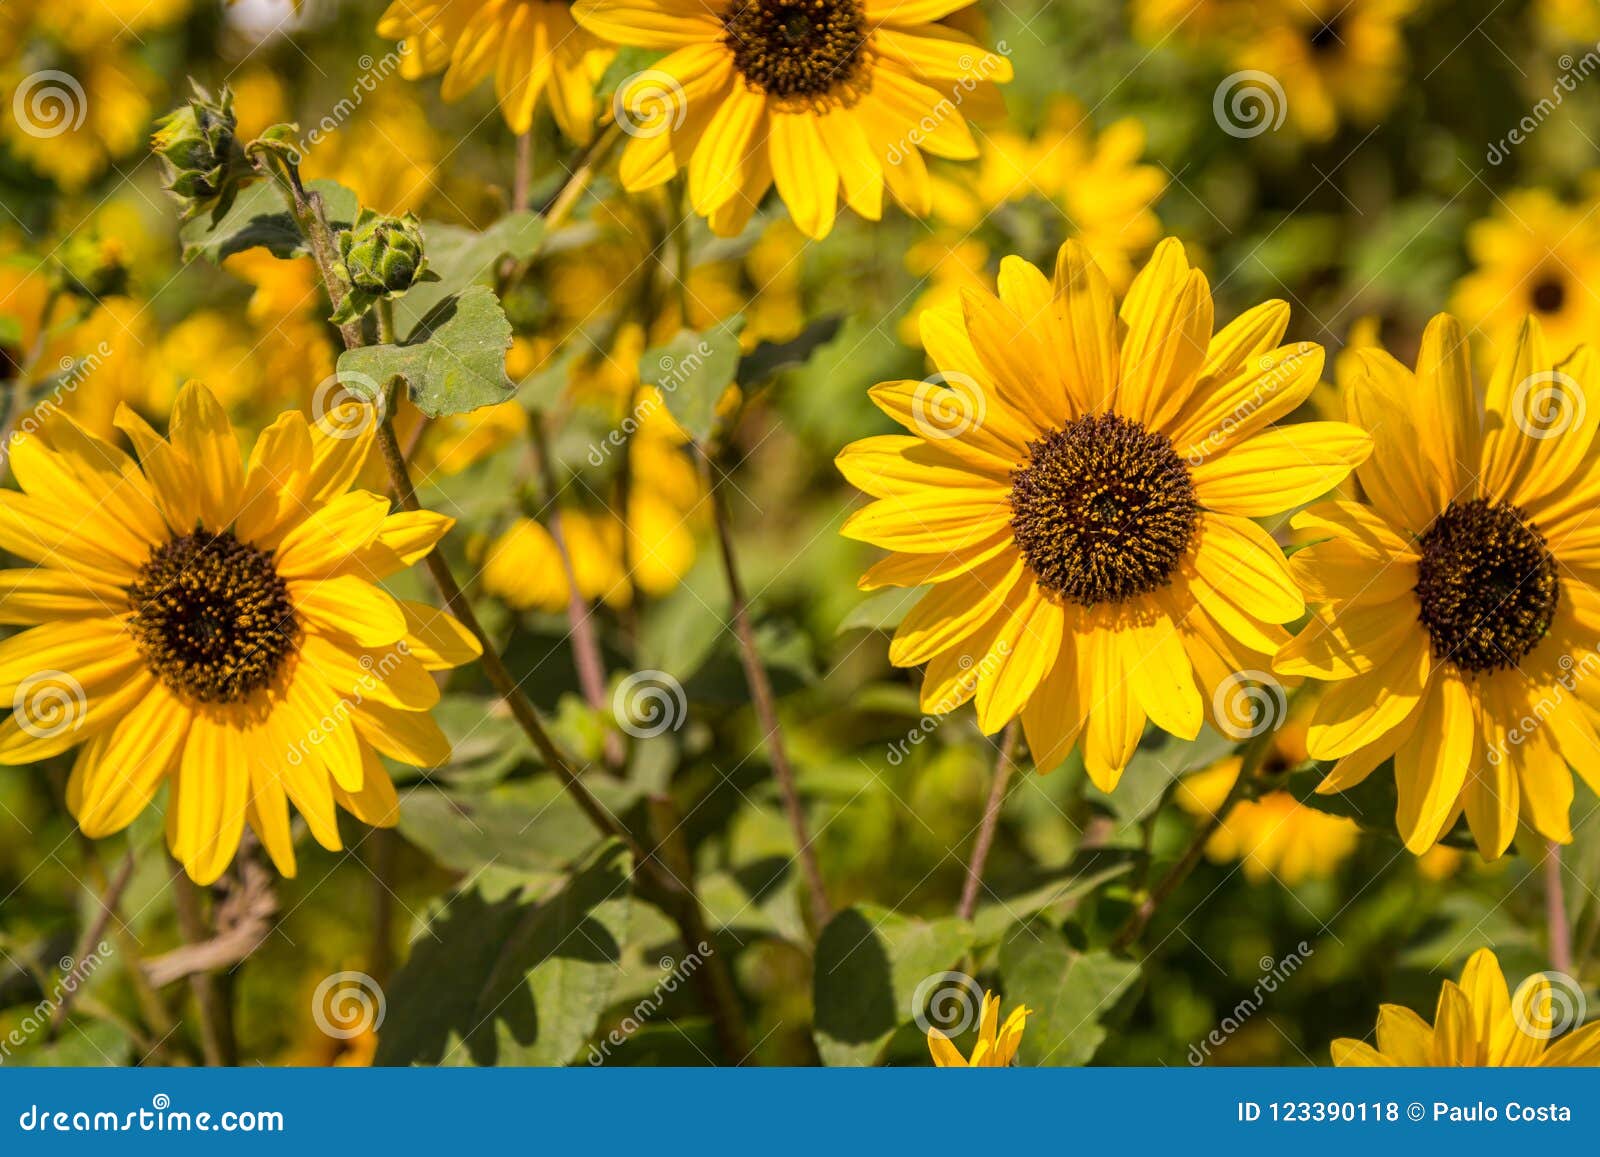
[2, 51, 155, 190]
[377, 0, 613, 142]
[1334, 948, 1600, 1066]
[1452, 189, 1600, 366]
[927, 991, 1029, 1066]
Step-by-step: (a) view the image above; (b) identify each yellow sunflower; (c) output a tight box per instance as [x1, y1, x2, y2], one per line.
[1175, 701, 1361, 884]
[1334, 948, 1600, 1066]
[838, 238, 1370, 788]
[572, 0, 1011, 238]
[1452, 189, 1600, 367]
[0, 383, 481, 883]
[1232, 0, 1416, 142]
[377, 0, 614, 142]
[927, 991, 1030, 1067]
[1277, 313, 1600, 857]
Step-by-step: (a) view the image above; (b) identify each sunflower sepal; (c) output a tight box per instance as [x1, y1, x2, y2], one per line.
[331, 208, 439, 326]
[151, 80, 254, 224]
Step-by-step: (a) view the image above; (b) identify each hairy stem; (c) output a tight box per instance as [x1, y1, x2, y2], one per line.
[47, 846, 136, 1038]
[1546, 841, 1574, 976]
[957, 722, 1019, 922]
[707, 465, 832, 931]
[172, 868, 236, 1066]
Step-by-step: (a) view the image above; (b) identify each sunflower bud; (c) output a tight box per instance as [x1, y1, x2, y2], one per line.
[55, 232, 130, 301]
[331, 209, 437, 326]
[152, 81, 249, 222]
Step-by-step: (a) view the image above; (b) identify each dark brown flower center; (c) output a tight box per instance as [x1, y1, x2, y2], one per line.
[1414, 498, 1559, 673]
[722, 0, 868, 100]
[128, 529, 299, 703]
[1530, 276, 1566, 314]
[1008, 413, 1199, 607]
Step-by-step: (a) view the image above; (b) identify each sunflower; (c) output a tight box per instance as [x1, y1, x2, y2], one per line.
[927, 991, 1030, 1067]
[0, 383, 481, 883]
[1333, 948, 1600, 1066]
[572, 0, 1011, 239]
[377, 0, 614, 143]
[1276, 313, 1600, 857]
[1175, 700, 1361, 884]
[838, 238, 1369, 789]
[0, 49, 156, 191]
[1452, 189, 1600, 367]
[1231, 0, 1416, 142]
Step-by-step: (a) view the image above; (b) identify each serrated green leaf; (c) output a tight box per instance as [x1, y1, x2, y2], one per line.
[639, 315, 744, 443]
[393, 213, 545, 336]
[375, 841, 632, 1066]
[812, 904, 975, 1066]
[337, 285, 513, 417]
[179, 177, 357, 262]
[999, 918, 1139, 1066]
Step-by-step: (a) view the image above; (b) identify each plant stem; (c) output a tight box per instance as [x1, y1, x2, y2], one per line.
[512, 132, 534, 211]
[957, 722, 1019, 922]
[707, 466, 832, 932]
[527, 408, 624, 771]
[1546, 841, 1574, 975]
[48, 846, 136, 1037]
[171, 868, 235, 1066]
[1109, 724, 1274, 954]
[0, 286, 64, 480]
[540, 123, 622, 232]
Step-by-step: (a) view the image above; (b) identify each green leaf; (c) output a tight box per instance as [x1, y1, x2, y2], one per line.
[336, 285, 513, 417]
[0, 315, 22, 347]
[375, 841, 633, 1066]
[394, 213, 545, 337]
[969, 849, 1141, 945]
[812, 904, 975, 1066]
[179, 177, 357, 263]
[1089, 726, 1236, 821]
[735, 315, 844, 390]
[836, 587, 926, 635]
[639, 315, 745, 444]
[999, 918, 1139, 1066]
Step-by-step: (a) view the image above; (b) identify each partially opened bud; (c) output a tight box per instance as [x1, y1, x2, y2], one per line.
[152, 81, 249, 221]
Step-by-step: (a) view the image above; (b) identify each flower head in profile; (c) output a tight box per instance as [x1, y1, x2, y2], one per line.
[839, 238, 1370, 789]
[1334, 948, 1600, 1066]
[377, 0, 615, 143]
[1278, 314, 1600, 858]
[927, 991, 1029, 1067]
[0, 383, 480, 883]
[573, 0, 1011, 238]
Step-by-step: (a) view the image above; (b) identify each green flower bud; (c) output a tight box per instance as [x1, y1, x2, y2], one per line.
[152, 81, 247, 221]
[54, 232, 130, 301]
[339, 209, 428, 297]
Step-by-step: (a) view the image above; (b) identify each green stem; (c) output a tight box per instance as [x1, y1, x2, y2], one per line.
[957, 722, 1019, 922]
